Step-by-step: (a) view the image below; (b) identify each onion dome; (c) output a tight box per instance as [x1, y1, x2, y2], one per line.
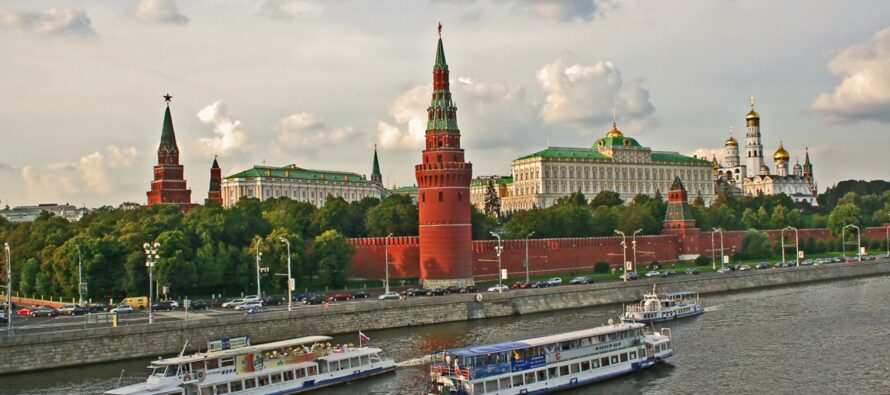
[746, 96, 760, 127]
[773, 141, 790, 162]
[725, 135, 738, 146]
[605, 121, 624, 138]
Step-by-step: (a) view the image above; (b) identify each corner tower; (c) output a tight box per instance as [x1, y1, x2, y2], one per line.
[206, 156, 222, 205]
[415, 25, 474, 288]
[147, 95, 194, 209]
[744, 96, 765, 175]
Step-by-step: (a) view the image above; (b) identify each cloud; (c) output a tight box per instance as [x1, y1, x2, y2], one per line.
[536, 59, 655, 127]
[0, 7, 95, 37]
[275, 112, 358, 157]
[811, 27, 890, 123]
[251, 0, 322, 20]
[376, 85, 430, 150]
[454, 77, 538, 150]
[196, 100, 249, 157]
[692, 148, 724, 163]
[0, 163, 17, 172]
[20, 146, 141, 200]
[508, 0, 615, 23]
[134, 0, 189, 24]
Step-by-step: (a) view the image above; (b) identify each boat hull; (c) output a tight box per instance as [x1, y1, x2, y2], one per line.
[267, 365, 396, 395]
[622, 306, 704, 323]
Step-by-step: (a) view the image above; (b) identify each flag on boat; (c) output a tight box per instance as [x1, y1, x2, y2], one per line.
[359, 331, 370, 343]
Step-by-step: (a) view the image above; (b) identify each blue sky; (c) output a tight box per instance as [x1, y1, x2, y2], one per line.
[1, 0, 889, 207]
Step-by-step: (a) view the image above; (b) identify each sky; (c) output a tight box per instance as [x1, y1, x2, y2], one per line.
[1, 0, 889, 208]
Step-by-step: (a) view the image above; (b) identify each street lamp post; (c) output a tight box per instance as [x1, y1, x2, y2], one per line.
[142, 242, 160, 325]
[781, 226, 800, 267]
[491, 232, 503, 286]
[385, 233, 393, 293]
[76, 244, 83, 307]
[255, 238, 263, 297]
[842, 224, 861, 262]
[615, 230, 627, 281]
[4, 242, 12, 335]
[885, 214, 889, 257]
[524, 231, 535, 283]
[710, 229, 717, 270]
[278, 237, 293, 312]
[712, 228, 725, 271]
[632, 229, 642, 274]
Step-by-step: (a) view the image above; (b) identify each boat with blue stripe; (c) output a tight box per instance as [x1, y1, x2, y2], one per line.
[427, 321, 674, 395]
[622, 286, 704, 323]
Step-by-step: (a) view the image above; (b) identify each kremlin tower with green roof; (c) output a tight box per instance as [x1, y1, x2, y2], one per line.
[415, 24, 474, 288]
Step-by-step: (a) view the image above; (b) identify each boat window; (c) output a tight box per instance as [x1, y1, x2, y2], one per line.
[230, 380, 243, 392]
[601, 357, 610, 367]
[320, 362, 329, 374]
[524, 372, 536, 384]
[221, 357, 235, 368]
[560, 341, 571, 351]
[667, 341, 672, 350]
[296, 368, 305, 378]
[630, 351, 637, 360]
[201, 387, 213, 395]
[499, 377, 511, 389]
[215, 383, 229, 394]
[485, 380, 498, 392]
[570, 364, 580, 374]
[207, 359, 220, 370]
[548, 367, 558, 378]
[244, 378, 256, 389]
[271, 373, 282, 384]
[611, 356, 619, 364]
[350, 357, 360, 367]
[559, 365, 569, 376]
[258, 376, 269, 387]
[581, 361, 590, 371]
[191, 362, 203, 372]
[308, 366, 318, 376]
[620, 353, 628, 362]
[284, 370, 294, 381]
[361, 355, 370, 365]
[537, 369, 547, 381]
[592, 359, 599, 368]
[512, 375, 523, 387]
[165, 365, 177, 377]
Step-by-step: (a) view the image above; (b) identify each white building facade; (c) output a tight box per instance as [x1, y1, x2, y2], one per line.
[221, 164, 386, 208]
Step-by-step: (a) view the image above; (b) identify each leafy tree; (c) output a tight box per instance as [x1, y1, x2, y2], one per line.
[616, 204, 658, 234]
[312, 230, 354, 288]
[364, 195, 418, 236]
[590, 206, 619, 236]
[739, 230, 771, 260]
[155, 230, 197, 296]
[828, 203, 862, 236]
[594, 262, 611, 273]
[556, 191, 587, 206]
[19, 258, 40, 295]
[471, 207, 498, 240]
[590, 191, 623, 208]
[483, 180, 501, 218]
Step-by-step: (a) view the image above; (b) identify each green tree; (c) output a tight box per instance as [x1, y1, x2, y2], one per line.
[616, 204, 658, 234]
[828, 203, 862, 236]
[590, 191, 623, 208]
[312, 230, 354, 288]
[739, 230, 771, 260]
[556, 191, 587, 206]
[155, 230, 197, 297]
[364, 195, 419, 236]
[471, 207, 498, 240]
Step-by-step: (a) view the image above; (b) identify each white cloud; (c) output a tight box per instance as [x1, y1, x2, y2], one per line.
[0, 7, 95, 37]
[376, 85, 430, 150]
[454, 77, 537, 150]
[251, 0, 322, 20]
[134, 0, 189, 25]
[508, 0, 615, 22]
[811, 27, 890, 123]
[275, 112, 358, 157]
[536, 59, 655, 127]
[196, 100, 250, 157]
[692, 148, 724, 163]
[20, 146, 141, 200]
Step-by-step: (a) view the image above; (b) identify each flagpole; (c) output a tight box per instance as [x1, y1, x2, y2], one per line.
[358, 331, 362, 348]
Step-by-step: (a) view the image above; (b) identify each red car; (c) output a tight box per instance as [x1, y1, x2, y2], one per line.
[16, 307, 37, 316]
[327, 294, 351, 302]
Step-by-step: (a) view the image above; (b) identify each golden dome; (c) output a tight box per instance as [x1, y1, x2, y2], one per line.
[725, 135, 738, 146]
[746, 109, 760, 120]
[605, 121, 624, 138]
[773, 141, 790, 162]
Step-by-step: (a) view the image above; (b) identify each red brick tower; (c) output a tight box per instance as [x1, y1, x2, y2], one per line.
[415, 25, 474, 288]
[147, 95, 194, 209]
[662, 176, 702, 259]
[206, 156, 222, 205]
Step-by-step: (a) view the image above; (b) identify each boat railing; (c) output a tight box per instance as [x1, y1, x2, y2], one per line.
[660, 328, 672, 339]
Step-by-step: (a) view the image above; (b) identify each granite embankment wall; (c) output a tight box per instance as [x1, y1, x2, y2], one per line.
[2, 261, 890, 375]
[348, 226, 890, 280]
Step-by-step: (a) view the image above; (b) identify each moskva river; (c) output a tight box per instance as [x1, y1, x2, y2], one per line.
[3, 275, 890, 395]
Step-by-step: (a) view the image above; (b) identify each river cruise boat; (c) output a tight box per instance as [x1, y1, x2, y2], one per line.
[622, 287, 704, 323]
[105, 335, 395, 395]
[427, 322, 673, 395]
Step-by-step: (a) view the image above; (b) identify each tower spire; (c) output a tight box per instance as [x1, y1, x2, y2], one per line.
[371, 145, 382, 185]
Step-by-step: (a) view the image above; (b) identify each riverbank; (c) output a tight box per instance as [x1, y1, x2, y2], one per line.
[1, 259, 888, 375]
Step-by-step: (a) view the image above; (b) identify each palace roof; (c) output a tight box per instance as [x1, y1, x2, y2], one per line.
[225, 164, 370, 184]
[517, 147, 709, 165]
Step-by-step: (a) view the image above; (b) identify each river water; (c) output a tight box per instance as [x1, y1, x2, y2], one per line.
[3, 275, 890, 395]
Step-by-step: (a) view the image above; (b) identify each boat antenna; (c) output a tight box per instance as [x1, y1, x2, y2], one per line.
[179, 340, 191, 357]
[117, 369, 126, 387]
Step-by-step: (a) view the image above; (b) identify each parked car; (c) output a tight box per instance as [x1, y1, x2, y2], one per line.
[444, 286, 463, 294]
[620, 272, 640, 281]
[189, 300, 209, 310]
[661, 270, 676, 278]
[58, 304, 78, 315]
[461, 285, 479, 293]
[487, 284, 509, 293]
[716, 267, 733, 273]
[327, 294, 352, 302]
[645, 270, 661, 278]
[530, 281, 549, 288]
[243, 295, 262, 303]
[89, 303, 111, 312]
[546, 277, 563, 286]
[738, 264, 752, 271]
[16, 307, 37, 316]
[400, 288, 424, 297]
[222, 299, 245, 308]
[263, 295, 287, 306]
[569, 276, 593, 285]
[292, 293, 311, 303]
[378, 291, 400, 300]
[351, 291, 371, 299]
[30, 306, 57, 317]
[152, 301, 177, 311]
[208, 298, 227, 308]
[69, 305, 91, 315]
[511, 281, 529, 289]
[111, 304, 134, 314]
[684, 268, 700, 275]
[755, 262, 771, 270]
[235, 301, 263, 311]
[304, 295, 326, 305]
[427, 288, 447, 296]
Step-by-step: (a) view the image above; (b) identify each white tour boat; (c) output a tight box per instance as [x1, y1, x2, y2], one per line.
[427, 321, 674, 395]
[622, 287, 704, 323]
[105, 335, 395, 395]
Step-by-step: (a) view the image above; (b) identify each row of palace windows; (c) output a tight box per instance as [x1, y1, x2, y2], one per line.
[522, 166, 709, 182]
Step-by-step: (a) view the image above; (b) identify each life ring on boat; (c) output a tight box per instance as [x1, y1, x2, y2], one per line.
[475, 293, 483, 302]
[555, 352, 562, 361]
[183, 374, 192, 382]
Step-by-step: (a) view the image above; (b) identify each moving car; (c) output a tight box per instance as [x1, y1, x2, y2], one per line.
[222, 299, 245, 308]
[235, 301, 263, 311]
[189, 300, 209, 310]
[716, 267, 733, 273]
[487, 284, 509, 293]
[351, 291, 371, 299]
[327, 294, 352, 302]
[110, 304, 134, 314]
[427, 288, 446, 296]
[378, 291, 400, 300]
[620, 272, 640, 281]
[304, 295, 326, 305]
[755, 262, 771, 270]
[401, 288, 424, 297]
[645, 270, 661, 278]
[738, 264, 752, 271]
[243, 295, 262, 303]
[16, 307, 37, 316]
[510, 281, 529, 289]
[152, 301, 177, 311]
[530, 281, 549, 288]
[461, 285, 479, 293]
[546, 277, 563, 286]
[569, 276, 593, 285]
[444, 286, 463, 294]
[59, 304, 90, 315]
[661, 270, 676, 277]
[29, 306, 57, 317]
[263, 295, 287, 306]
[684, 268, 700, 275]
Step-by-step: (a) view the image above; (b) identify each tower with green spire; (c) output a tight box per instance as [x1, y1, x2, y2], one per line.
[147, 95, 194, 209]
[371, 145, 382, 186]
[415, 24, 474, 287]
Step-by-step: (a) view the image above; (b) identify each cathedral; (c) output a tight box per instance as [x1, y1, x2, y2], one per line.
[713, 98, 817, 205]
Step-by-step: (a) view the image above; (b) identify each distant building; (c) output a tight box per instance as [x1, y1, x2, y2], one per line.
[206, 156, 222, 205]
[469, 176, 512, 212]
[391, 185, 419, 204]
[146, 95, 196, 210]
[501, 119, 715, 213]
[0, 203, 90, 223]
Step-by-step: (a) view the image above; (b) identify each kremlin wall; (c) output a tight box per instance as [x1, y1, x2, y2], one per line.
[347, 226, 890, 281]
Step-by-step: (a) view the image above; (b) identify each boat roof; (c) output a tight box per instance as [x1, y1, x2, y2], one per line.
[156, 336, 332, 365]
[444, 323, 643, 357]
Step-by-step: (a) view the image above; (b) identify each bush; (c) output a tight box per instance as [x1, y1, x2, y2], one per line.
[694, 255, 711, 266]
[594, 261, 611, 273]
